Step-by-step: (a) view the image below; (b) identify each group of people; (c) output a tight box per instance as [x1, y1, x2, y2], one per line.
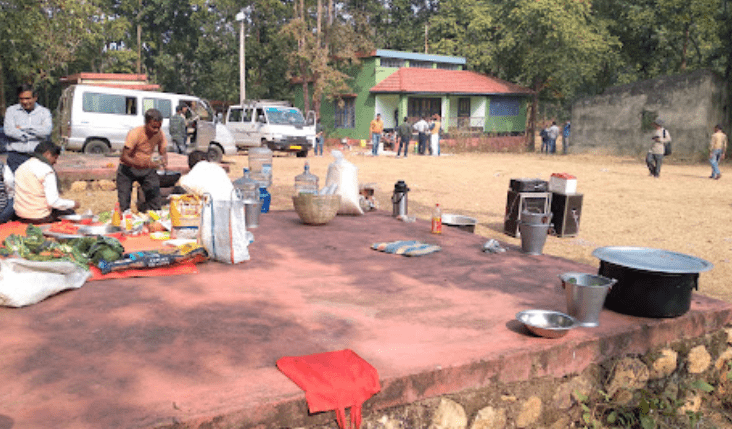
[0, 84, 173, 224]
[370, 113, 442, 158]
[540, 121, 571, 154]
[2, 84, 79, 224]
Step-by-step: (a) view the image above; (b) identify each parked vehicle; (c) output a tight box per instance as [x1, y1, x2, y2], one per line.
[225, 101, 316, 157]
[57, 84, 236, 162]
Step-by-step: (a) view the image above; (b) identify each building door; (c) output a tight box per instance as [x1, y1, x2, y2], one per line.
[408, 98, 441, 120]
[458, 98, 471, 128]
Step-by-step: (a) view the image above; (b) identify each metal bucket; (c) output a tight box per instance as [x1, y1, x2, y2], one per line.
[521, 209, 551, 225]
[518, 221, 550, 255]
[244, 200, 262, 228]
[559, 272, 617, 327]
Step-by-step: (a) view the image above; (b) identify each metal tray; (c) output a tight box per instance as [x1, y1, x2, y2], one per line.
[41, 224, 123, 240]
[592, 246, 713, 274]
[59, 214, 97, 223]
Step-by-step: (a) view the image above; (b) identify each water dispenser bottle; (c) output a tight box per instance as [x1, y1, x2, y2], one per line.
[233, 168, 260, 202]
[249, 146, 273, 188]
[294, 162, 319, 196]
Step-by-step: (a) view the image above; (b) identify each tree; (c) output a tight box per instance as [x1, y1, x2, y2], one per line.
[281, 0, 373, 117]
[491, 0, 619, 149]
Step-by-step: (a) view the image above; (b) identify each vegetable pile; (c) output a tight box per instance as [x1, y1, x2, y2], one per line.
[0, 225, 125, 269]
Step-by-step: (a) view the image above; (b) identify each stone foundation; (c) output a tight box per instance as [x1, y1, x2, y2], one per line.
[298, 327, 732, 429]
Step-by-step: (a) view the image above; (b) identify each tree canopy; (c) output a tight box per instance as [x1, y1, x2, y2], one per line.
[0, 0, 730, 123]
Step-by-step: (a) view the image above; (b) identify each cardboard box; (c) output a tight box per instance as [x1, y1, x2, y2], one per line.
[549, 173, 577, 194]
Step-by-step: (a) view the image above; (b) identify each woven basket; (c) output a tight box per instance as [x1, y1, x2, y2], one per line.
[292, 194, 341, 225]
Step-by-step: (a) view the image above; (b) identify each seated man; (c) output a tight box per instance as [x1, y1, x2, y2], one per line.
[178, 150, 234, 200]
[14, 141, 80, 224]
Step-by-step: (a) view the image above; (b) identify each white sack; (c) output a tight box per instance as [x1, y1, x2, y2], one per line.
[180, 161, 235, 201]
[201, 194, 250, 264]
[0, 258, 91, 307]
[325, 150, 363, 215]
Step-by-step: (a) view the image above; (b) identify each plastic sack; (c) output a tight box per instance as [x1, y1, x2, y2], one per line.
[325, 150, 363, 215]
[200, 192, 250, 264]
[0, 258, 91, 307]
[180, 161, 235, 201]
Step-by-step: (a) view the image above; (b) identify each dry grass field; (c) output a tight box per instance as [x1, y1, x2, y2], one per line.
[66, 147, 732, 304]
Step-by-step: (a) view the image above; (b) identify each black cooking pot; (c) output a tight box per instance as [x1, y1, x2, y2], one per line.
[599, 261, 698, 318]
[157, 170, 181, 188]
[592, 247, 713, 319]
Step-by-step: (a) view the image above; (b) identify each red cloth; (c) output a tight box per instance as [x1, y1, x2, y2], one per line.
[276, 349, 380, 429]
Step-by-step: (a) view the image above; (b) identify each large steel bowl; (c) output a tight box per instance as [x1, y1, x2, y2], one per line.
[516, 309, 577, 338]
[442, 214, 478, 233]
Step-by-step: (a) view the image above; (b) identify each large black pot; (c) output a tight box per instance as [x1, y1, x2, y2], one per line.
[592, 247, 713, 319]
[599, 261, 698, 318]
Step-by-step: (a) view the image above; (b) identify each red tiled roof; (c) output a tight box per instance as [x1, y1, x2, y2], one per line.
[370, 68, 534, 95]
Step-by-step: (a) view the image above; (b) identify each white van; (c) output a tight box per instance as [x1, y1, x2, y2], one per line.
[225, 101, 316, 157]
[57, 84, 237, 161]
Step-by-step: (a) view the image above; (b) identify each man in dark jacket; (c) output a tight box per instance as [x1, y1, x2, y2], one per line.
[170, 105, 189, 154]
[396, 117, 412, 158]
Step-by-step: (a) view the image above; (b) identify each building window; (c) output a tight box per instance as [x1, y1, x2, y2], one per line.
[408, 98, 441, 119]
[409, 60, 433, 69]
[335, 97, 355, 129]
[436, 63, 460, 70]
[489, 97, 521, 117]
[381, 58, 405, 68]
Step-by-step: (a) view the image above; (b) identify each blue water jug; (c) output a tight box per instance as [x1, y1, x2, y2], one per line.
[259, 187, 271, 213]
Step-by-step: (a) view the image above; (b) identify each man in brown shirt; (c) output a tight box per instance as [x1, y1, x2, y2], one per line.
[709, 124, 728, 180]
[116, 109, 168, 212]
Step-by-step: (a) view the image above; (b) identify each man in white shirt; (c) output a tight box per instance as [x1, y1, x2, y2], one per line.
[547, 121, 560, 154]
[3, 84, 53, 172]
[14, 141, 80, 224]
[413, 116, 430, 155]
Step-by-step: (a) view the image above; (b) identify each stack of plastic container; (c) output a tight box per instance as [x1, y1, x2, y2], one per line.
[233, 168, 261, 228]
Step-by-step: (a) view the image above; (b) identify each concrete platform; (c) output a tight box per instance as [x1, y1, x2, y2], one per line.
[0, 211, 730, 429]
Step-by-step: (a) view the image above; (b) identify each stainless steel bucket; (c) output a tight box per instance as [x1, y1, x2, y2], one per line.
[518, 221, 551, 255]
[244, 200, 262, 228]
[559, 272, 617, 327]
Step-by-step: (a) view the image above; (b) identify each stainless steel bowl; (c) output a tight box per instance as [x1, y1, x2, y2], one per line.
[516, 309, 577, 338]
[442, 214, 478, 233]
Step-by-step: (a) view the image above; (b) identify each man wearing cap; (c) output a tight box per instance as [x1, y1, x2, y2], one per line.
[3, 84, 53, 172]
[646, 119, 671, 178]
[709, 124, 728, 180]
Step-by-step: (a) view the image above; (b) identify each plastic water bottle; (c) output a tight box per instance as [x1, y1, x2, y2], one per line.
[259, 186, 271, 213]
[294, 162, 319, 196]
[431, 203, 442, 234]
[233, 168, 260, 202]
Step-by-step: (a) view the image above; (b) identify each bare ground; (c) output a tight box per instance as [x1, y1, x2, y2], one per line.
[66, 148, 732, 305]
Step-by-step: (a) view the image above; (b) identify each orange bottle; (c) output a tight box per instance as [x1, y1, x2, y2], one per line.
[431, 203, 442, 234]
[111, 203, 121, 227]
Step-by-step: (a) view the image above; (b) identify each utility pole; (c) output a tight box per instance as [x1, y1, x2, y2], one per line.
[137, 0, 142, 74]
[236, 9, 246, 105]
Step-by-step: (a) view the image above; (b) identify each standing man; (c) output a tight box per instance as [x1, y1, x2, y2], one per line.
[3, 84, 53, 172]
[370, 113, 384, 156]
[169, 105, 189, 154]
[396, 117, 412, 158]
[430, 114, 442, 156]
[646, 119, 671, 178]
[14, 141, 80, 224]
[709, 124, 727, 180]
[413, 116, 429, 155]
[314, 118, 324, 156]
[562, 121, 571, 154]
[547, 121, 560, 154]
[117, 109, 168, 212]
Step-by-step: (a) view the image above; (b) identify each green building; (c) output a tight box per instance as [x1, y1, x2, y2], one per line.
[294, 49, 534, 141]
